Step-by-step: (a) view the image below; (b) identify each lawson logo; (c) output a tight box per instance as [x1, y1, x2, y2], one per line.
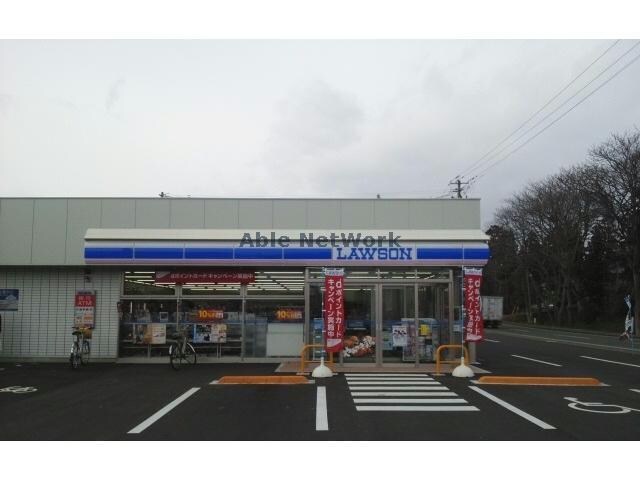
[334, 247, 413, 261]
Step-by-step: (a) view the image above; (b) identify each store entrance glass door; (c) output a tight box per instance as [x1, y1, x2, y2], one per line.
[341, 285, 377, 362]
[381, 285, 415, 364]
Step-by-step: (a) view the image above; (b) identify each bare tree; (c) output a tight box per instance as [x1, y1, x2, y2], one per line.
[584, 130, 640, 333]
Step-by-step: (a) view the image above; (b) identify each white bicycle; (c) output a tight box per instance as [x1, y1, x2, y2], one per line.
[564, 397, 640, 414]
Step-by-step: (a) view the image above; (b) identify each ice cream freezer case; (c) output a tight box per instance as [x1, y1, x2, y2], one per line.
[400, 318, 440, 362]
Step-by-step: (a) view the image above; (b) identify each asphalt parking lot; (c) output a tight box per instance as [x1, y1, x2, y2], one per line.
[1, 323, 640, 440]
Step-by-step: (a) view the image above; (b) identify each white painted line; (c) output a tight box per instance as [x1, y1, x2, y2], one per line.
[555, 334, 590, 339]
[351, 391, 457, 397]
[128, 387, 200, 434]
[469, 386, 555, 430]
[354, 398, 468, 404]
[209, 380, 219, 384]
[347, 381, 439, 385]
[350, 386, 449, 391]
[484, 339, 500, 343]
[580, 356, 640, 368]
[356, 406, 479, 412]
[630, 389, 640, 394]
[344, 373, 430, 377]
[345, 375, 431, 380]
[511, 354, 562, 367]
[316, 386, 328, 431]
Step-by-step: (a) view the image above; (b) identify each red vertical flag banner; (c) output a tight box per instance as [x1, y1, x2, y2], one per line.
[463, 267, 484, 342]
[324, 268, 345, 352]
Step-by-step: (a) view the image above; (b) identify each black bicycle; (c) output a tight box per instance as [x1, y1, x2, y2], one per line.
[70, 327, 90, 369]
[169, 327, 197, 370]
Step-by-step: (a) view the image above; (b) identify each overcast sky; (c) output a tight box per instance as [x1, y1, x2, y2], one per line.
[1, 39, 639, 227]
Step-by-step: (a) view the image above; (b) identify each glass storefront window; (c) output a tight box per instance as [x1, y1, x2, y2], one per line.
[309, 284, 377, 362]
[118, 299, 179, 357]
[247, 270, 305, 296]
[179, 299, 243, 357]
[181, 283, 242, 296]
[244, 299, 304, 357]
[307, 267, 378, 280]
[417, 268, 451, 280]
[379, 269, 417, 280]
[123, 271, 176, 295]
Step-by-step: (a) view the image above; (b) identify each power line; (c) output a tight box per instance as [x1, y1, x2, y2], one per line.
[470, 49, 640, 184]
[464, 39, 640, 180]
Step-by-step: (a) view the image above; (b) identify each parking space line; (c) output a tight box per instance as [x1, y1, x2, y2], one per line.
[554, 334, 590, 339]
[630, 389, 640, 394]
[580, 356, 640, 368]
[469, 386, 556, 430]
[128, 387, 200, 434]
[511, 354, 562, 367]
[316, 386, 328, 431]
[484, 339, 500, 343]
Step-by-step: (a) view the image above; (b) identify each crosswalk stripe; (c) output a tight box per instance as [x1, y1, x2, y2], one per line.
[354, 398, 468, 404]
[347, 381, 439, 385]
[356, 406, 480, 412]
[345, 376, 433, 380]
[349, 386, 449, 391]
[350, 391, 457, 397]
[345, 373, 431, 376]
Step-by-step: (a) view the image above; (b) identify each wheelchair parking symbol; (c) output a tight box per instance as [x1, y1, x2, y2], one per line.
[564, 397, 640, 414]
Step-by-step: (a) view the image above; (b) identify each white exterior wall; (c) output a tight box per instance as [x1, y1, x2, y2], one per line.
[0, 267, 121, 360]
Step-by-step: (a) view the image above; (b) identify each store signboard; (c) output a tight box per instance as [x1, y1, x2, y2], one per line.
[275, 308, 303, 321]
[0, 289, 19, 311]
[324, 268, 345, 352]
[463, 267, 484, 342]
[155, 271, 255, 284]
[74, 290, 96, 328]
[197, 309, 225, 322]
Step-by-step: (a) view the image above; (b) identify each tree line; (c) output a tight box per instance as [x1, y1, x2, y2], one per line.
[482, 129, 640, 332]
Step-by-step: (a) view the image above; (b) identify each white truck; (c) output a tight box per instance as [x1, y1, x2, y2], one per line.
[482, 296, 503, 328]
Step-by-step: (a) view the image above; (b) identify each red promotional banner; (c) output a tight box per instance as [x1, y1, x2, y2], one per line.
[155, 271, 255, 284]
[324, 268, 345, 352]
[464, 267, 484, 342]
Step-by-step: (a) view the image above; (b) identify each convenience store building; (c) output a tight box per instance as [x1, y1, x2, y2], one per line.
[0, 197, 489, 365]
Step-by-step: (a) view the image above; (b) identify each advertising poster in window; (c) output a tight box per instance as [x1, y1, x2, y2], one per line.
[74, 290, 96, 328]
[324, 268, 345, 352]
[194, 324, 227, 343]
[0, 289, 19, 311]
[133, 324, 167, 344]
[463, 267, 484, 342]
[392, 325, 408, 347]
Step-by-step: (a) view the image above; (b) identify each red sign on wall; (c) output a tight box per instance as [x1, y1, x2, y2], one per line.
[463, 267, 484, 342]
[155, 271, 255, 284]
[74, 290, 96, 329]
[324, 268, 345, 352]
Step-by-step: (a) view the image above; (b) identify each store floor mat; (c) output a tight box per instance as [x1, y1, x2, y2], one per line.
[212, 376, 312, 385]
[346, 373, 480, 412]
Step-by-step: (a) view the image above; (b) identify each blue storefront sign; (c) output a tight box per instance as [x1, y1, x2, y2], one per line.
[0, 289, 19, 311]
[84, 231, 490, 267]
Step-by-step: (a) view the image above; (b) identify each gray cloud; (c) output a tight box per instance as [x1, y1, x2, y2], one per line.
[105, 78, 125, 111]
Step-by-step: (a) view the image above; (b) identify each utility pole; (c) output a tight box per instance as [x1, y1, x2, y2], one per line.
[448, 177, 469, 198]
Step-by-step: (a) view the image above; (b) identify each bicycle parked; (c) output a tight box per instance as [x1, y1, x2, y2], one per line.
[70, 327, 90, 369]
[169, 326, 197, 370]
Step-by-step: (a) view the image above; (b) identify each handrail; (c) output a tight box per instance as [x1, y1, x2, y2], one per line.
[435, 344, 470, 375]
[299, 344, 334, 374]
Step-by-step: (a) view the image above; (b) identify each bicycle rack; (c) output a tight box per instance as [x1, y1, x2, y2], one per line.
[299, 344, 334, 374]
[435, 344, 470, 375]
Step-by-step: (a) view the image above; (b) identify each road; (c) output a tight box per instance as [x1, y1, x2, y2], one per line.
[1, 322, 639, 440]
